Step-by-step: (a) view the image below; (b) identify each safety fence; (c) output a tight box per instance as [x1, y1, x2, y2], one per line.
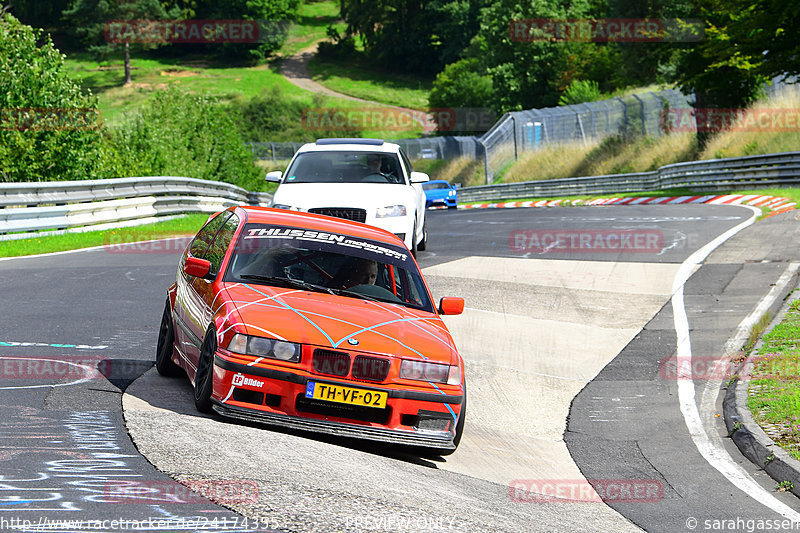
[0, 177, 272, 241]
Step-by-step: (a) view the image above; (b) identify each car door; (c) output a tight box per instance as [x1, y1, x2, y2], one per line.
[174, 211, 238, 375]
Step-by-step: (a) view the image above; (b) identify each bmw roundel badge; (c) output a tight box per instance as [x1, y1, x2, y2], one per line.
[347, 338, 359, 346]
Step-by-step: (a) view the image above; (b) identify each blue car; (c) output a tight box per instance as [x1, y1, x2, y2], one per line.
[423, 180, 458, 209]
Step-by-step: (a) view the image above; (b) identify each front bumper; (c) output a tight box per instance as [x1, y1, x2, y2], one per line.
[211, 354, 462, 450]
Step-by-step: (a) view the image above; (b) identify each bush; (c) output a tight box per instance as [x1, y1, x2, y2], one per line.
[103, 88, 262, 190]
[429, 58, 494, 111]
[0, 13, 103, 182]
[558, 80, 603, 106]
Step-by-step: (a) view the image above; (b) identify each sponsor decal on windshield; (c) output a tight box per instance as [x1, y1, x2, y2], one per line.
[245, 227, 409, 262]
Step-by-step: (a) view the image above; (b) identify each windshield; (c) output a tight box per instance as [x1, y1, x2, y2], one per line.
[225, 224, 435, 313]
[422, 182, 450, 191]
[282, 151, 405, 184]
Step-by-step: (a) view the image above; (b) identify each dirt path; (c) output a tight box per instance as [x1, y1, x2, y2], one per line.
[279, 42, 436, 134]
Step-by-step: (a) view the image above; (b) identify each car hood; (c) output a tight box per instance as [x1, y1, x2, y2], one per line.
[223, 283, 458, 364]
[272, 183, 416, 210]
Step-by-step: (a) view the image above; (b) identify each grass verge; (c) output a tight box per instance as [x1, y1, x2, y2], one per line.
[747, 296, 800, 461]
[307, 53, 433, 111]
[0, 214, 209, 258]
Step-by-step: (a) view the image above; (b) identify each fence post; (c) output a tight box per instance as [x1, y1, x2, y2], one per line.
[511, 115, 518, 160]
[477, 139, 490, 184]
[632, 94, 646, 136]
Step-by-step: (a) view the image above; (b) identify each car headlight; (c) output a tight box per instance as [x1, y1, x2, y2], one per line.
[448, 190, 456, 196]
[227, 334, 300, 362]
[400, 359, 460, 385]
[376, 205, 407, 218]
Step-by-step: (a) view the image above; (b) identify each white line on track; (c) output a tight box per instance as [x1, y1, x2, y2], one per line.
[672, 206, 800, 520]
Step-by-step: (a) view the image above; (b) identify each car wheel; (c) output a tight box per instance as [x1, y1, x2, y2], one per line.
[448, 203, 457, 210]
[194, 327, 217, 413]
[417, 218, 427, 251]
[155, 300, 181, 377]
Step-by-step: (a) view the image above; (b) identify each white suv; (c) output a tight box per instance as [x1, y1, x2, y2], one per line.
[266, 139, 430, 254]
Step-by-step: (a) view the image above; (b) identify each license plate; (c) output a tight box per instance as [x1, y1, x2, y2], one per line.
[305, 381, 388, 409]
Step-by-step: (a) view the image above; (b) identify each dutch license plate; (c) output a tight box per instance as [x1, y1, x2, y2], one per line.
[305, 381, 388, 409]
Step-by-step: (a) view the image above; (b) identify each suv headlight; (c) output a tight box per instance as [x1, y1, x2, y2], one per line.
[400, 359, 460, 385]
[227, 334, 300, 362]
[376, 205, 407, 218]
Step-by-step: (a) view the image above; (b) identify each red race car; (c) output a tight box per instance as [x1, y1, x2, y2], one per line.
[156, 206, 466, 454]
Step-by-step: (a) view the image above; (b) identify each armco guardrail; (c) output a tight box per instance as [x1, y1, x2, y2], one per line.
[0, 177, 272, 240]
[458, 152, 800, 203]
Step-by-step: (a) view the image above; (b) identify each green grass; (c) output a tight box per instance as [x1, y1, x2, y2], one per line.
[747, 298, 800, 461]
[0, 214, 209, 258]
[279, 0, 347, 57]
[307, 54, 433, 110]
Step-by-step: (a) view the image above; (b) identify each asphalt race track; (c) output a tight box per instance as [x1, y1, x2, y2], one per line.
[1, 205, 799, 532]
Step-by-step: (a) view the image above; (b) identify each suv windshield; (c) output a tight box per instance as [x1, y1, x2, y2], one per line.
[225, 224, 434, 313]
[282, 151, 405, 184]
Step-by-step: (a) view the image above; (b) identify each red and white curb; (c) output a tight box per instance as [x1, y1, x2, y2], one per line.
[458, 194, 796, 216]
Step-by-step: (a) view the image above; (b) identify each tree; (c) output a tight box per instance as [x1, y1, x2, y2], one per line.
[63, 0, 179, 84]
[675, 0, 770, 146]
[0, 13, 103, 181]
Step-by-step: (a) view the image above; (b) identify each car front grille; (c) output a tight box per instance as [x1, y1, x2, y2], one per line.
[309, 207, 367, 223]
[351, 355, 390, 382]
[312, 349, 351, 377]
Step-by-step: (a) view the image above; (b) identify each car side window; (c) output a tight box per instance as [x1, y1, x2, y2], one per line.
[205, 213, 240, 276]
[189, 212, 231, 259]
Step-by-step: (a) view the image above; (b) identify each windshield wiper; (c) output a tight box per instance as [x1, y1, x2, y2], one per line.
[328, 287, 382, 302]
[239, 275, 334, 295]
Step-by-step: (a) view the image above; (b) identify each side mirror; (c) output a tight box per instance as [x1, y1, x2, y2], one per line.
[184, 256, 212, 278]
[438, 297, 464, 316]
[266, 171, 282, 183]
[410, 171, 430, 184]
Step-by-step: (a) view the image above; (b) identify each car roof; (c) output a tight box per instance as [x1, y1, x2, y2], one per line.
[232, 206, 407, 247]
[296, 138, 401, 154]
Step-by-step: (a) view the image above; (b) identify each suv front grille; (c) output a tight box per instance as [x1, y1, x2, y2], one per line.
[312, 349, 351, 377]
[309, 207, 367, 223]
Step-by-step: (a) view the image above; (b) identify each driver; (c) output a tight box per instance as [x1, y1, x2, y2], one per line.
[332, 258, 378, 289]
[366, 154, 382, 173]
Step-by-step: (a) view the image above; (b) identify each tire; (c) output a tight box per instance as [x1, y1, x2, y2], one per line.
[155, 301, 180, 377]
[194, 327, 217, 413]
[417, 218, 427, 252]
[447, 204, 457, 210]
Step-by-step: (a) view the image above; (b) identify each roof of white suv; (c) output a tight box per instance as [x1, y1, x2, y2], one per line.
[296, 138, 402, 154]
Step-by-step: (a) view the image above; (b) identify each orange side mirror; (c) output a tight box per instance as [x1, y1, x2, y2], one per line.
[184, 256, 212, 278]
[438, 297, 464, 316]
